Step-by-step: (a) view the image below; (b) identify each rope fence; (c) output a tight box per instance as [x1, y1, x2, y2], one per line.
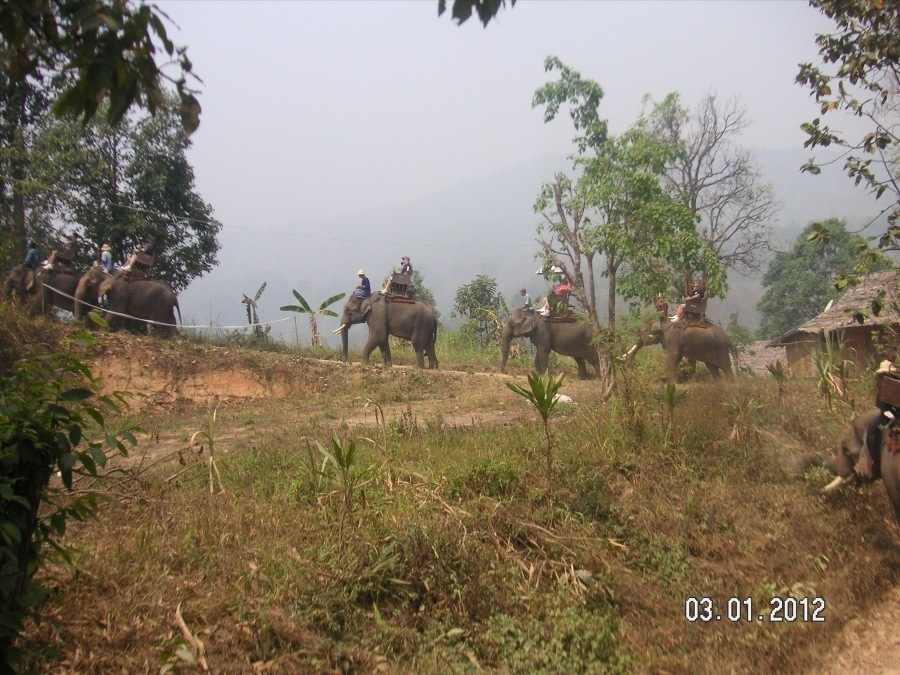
[43, 283, 292, 331]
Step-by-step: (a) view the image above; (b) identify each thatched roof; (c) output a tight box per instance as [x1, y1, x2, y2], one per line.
[769, 268, 900, 346]
[737, 341, 787, 376]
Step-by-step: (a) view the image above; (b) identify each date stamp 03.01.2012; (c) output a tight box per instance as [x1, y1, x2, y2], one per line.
[685, 596, 826, 623]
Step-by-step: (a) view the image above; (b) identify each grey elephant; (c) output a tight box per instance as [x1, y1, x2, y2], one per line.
[624, 315, 734, 382]
[333, 294, 438, 368]
[500, 309, 603, 380]
[823, 409, 900, 525]
[74, 266, 181, 337]
[4, 263, 83, 315]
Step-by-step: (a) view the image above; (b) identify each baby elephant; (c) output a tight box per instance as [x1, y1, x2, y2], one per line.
[824, 409, 900, 524]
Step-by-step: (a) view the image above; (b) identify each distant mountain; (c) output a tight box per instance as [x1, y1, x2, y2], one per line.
[179, 147, 882, 342]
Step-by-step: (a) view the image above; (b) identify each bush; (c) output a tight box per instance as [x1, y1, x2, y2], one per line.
[0, 332, 133, 665]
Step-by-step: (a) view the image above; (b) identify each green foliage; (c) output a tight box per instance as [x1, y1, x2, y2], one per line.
[726, 313, 754, 354]
[531, 59, 723, 330]
[507, 372, 564, 479]
[813, 332, 853, 410]
[756, 218, 890, 339]
[448, 460, 520, 500]
[453, 275, 507, 346]
[18, 95, 221, 292]
[0, 332, 134, 665]
[281, 289, 346, 347]
[766, 359, 790, 404]
[798, 0, 900, 249]
[1, 0, 200, 132]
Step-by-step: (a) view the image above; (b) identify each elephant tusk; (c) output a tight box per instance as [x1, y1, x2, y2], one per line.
[332, 324, 346, 334]
[625, 344, 639, 359]
[822, 475, 853, 492]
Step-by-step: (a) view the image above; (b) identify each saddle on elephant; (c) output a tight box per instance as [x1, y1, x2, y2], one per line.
[676, 298, 710, 329]
[385, 272, 415, 302]
[122, 251, 155, 281]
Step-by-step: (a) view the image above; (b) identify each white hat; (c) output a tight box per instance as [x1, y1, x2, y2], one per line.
[101, 244, 111, 251]
[876, 360, 899, 376]
[357, 269, 366, 275]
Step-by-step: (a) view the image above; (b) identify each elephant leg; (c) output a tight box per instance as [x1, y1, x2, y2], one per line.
[574, 357, 588, 380]
[426, 341, 438, 370]
[707, 363, 722, 379]
[534, 349, 549, 375]
[379, 342, 392, 367]
[666, 353, 681, 383]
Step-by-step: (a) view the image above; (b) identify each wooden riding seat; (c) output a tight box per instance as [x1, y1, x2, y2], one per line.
[683, 298, 707, 322]
[389, 272, 411, 297]
[877, 375, 900, 409]
[133, 251, 155, 274]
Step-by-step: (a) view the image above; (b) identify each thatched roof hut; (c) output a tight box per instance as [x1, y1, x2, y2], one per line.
[737, 341, 787, 376]
[768, 269, 899, 376]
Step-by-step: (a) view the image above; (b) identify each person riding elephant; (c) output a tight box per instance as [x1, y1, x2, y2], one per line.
[823, 405, 900, 525]
[624, 312, 734, 383]
[4, 261, 83, 315]
[23, 240, 39, 292]
[73, 265, 181, 337]
[500, 308, 603, 380]
[333, 293, 437, 369]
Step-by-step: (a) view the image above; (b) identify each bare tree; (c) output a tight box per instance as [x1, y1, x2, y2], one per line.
[649, 93, 781, 292]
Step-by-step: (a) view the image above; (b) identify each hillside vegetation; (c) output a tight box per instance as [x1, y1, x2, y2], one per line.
[6, 317, 899, 673]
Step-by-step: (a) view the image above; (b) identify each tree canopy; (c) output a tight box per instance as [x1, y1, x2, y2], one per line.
[531, 57, 721, 331]
[0, 0, 200, 133]
[756, 218, 891, 339]
[20, 96, 221, 292]
[797, 0, 900, 250]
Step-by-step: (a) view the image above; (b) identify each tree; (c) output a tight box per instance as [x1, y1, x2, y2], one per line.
[647, 92, 781, 290]
[532, 58, 716, 331]
[21, 96, 221, 292]
[453, 274, 505, 345]
[756, 218, 891, 339]
[1, 0, 200, 133]
[281, 290, 346, 347]
[797, 0, 900, 251]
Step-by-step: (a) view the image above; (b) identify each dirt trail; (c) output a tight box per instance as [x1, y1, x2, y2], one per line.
[818, 584, 900, 674]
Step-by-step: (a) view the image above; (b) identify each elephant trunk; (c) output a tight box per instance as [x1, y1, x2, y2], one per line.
[500, 326, 512, 373]
[73, 285, 89, 320]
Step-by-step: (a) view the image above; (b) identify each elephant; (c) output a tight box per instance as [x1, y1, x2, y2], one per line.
[73, 266, 181, 337]
[500, 309, 603, 380]
[823, 409, 900, 525]
[624, 315, 734, 383]
[334, 294, 438, 368]
[4, 263, 83, 315]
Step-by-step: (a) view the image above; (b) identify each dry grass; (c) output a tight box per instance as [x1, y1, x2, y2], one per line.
[6, 316, 900, 673]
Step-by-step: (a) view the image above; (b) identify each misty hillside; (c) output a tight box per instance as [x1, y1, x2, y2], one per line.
[179, 147, 881, 344]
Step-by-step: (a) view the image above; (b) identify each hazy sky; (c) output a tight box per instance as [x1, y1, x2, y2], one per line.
[159, 0, 834, 226]
[150, 1, 858, 336]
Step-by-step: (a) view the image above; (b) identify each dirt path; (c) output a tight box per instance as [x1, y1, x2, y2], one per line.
[818, 583, 900, 674]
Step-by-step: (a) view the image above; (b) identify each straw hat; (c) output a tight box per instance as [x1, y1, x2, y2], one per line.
[101, 244, 111, 251]
[357, 269, 366, 276]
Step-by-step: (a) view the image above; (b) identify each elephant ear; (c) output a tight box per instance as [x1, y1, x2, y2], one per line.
[360, 297, 373, 319]
[98, 276, 116, 297]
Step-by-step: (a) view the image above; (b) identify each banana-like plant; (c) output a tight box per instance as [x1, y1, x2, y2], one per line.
[507, 372, 564, 479]
[281, 290, 346, 347]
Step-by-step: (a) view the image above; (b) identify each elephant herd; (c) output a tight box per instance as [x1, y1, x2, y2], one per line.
[6, 263, 898, 527]
[4, 263, 180, 337]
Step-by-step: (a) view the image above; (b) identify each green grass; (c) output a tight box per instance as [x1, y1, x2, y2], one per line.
[12, 322, 900, 673]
